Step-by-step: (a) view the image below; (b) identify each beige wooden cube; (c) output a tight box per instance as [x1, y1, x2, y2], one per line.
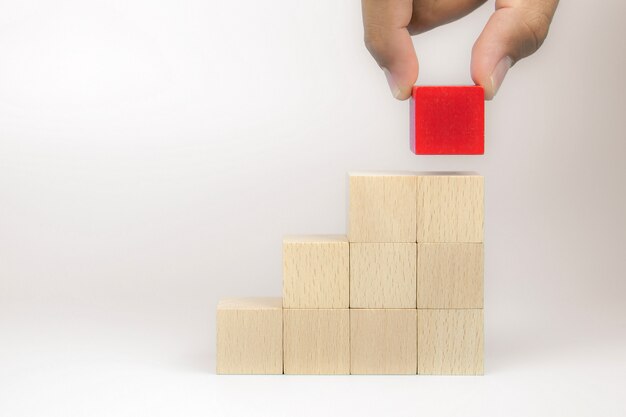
[416, 175, 484, 243]
[348, 173, 417, 242]
[350, 243, 416, 308]
[283, 309, 350, 374]
[351, 309, 417, 375]
[417, 309, 484, 375]
[417, 243, 483, 308]
[283, 235, 349, 308]
[216, 297, 283, 374]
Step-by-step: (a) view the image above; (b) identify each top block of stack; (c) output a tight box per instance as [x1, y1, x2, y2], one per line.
[348, 173, 484, 243]
[348, 173, 417, 243]
[417, 174, 484, 242]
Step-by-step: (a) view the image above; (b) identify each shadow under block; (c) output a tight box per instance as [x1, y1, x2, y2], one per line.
[410, 86, 484, 155]
[416, 175, 484, 243]
[417, 243, 484, 308]
[417, 309, 484, 375]
[216, 298, 283, 375]
[283, 235, 349, 308]
[348, 173, 417, 243]
[283, 309, 350, 375]
[351, 309, 417, 374]
[350, 243, 417, 308]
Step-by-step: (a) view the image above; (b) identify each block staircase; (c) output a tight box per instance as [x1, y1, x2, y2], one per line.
[217, 172, 484, 375]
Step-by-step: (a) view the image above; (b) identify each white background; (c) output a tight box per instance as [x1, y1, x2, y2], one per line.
[1, 1, 625, 416]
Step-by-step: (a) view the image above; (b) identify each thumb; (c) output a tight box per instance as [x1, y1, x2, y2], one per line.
[362, 0, 417, 100]
[471, 1, 558, 100]
[368, 30, 418, 101]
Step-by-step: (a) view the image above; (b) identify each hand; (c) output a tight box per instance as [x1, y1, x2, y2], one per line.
[361, 0, 559, 100]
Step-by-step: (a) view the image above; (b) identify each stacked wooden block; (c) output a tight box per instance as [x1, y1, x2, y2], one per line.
[217, 172, 484, 375]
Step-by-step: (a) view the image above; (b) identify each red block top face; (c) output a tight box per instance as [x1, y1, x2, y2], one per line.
[410, 86, 484, 155]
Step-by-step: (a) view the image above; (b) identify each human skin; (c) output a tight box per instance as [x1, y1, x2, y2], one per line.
[361, 0, 559, 100]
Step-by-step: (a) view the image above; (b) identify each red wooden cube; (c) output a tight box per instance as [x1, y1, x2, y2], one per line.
[410, 86, 484, 155]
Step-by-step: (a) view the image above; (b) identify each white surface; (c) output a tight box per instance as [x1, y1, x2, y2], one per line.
[2, 307, 626, 416]
[1, 0, 626, 415]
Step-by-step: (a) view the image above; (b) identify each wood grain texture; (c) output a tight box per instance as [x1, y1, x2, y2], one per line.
[416, 175, 484, 243]
[283, 309, 350, 375]
[351, 309, 417, 375]
[348, 173, 417, 243]
[417, 309, 484, 375]
[216, 297, 283, 374]
[417, 243, 483, 308]
[350, 243, 417, 308]
[283, 235, 349, 308]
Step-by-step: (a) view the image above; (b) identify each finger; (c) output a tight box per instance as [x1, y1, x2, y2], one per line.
[362, 0, 417, 100]
[408, 0, 487, 35]
[471, 0, 559, 99]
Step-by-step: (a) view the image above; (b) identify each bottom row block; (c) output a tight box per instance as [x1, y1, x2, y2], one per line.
[418, 309, 483, 375]
[217, 298, 483, 375]
[216, 298, 283, 375]
[351, 309, 416, 374]
[283, 309, 350, 374]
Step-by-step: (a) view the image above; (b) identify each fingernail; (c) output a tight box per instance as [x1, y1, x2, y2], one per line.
[490, 56, 513, 98]
[382, 67, 402, 99]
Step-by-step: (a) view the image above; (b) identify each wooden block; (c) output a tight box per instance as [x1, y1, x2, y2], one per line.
[350, 243, 416, 308]
[348, 173, 417, 243]
[216, 297, 283, 374]
[416, 175, 484, 242]
[417, 243, 483, 308]
[410, 86, 484, 155]
[283, 309, 350, 374]
[417, 309, 484, 375]
[283, 235, 349, 308]
[351, 309, 417, 374]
